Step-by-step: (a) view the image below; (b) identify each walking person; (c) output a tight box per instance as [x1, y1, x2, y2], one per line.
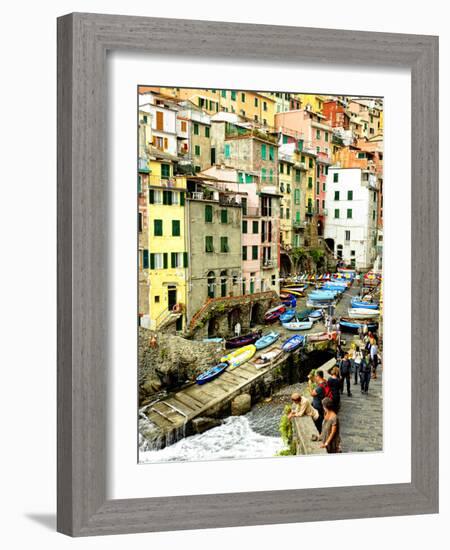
[319, 397, 341, 453]
[327, 366, 341, 411]
[353, 345, 362, 385]
[359, 350, 371, 394]
[309, 370, 328, 438]
[339, 352, 353, 397]
[370, 339, 379, 379]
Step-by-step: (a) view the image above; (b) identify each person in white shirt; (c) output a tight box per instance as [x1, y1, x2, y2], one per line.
[234, 322, 241, 337]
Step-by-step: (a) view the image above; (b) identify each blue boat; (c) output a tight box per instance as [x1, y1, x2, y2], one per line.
[279, 309, 297, 323]
[339, 318, 378, 333]
[282, 334, 305, 352]
[255, 331, 280, 350]
[309, 291, 339, 299]
[351, 298, 379, 310]
[282, 296, 297, 308]
[196, 362, 228, 385]
[308, 310, 323, 322]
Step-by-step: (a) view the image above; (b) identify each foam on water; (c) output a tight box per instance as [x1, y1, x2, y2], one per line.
[139, 415, 284, 463]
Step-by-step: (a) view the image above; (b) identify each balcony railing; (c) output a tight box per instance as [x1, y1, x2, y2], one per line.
[262, 259, 276, 269]
[147, 174, 185, 189]
[242, 206, 260, 217]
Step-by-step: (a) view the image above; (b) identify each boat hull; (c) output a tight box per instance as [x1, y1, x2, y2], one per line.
[282, 335, 305, 352]
[255, 332, 280, 350]
[282, 321, 313, 331]
[225, 331, 261, 349]
[221, 345, 256, 369]
[196, 362, 228, 385]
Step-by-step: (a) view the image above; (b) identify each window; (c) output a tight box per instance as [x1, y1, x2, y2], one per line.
[241, 198, 247, 215]
[154, 219, 163, 236]
[138, 175, 142, 193]
[309, 158, 313, 169]
[242, 220, 248, 233]
[334, 209, 340, 219]
[308, 177, 313, 188]
[295, 169, 301, 183]
[280, 207, 284, 218]
[347, 208, 353, 219]
[231, 91, 237, 101]
[172, 220, 180, 236]
[279, 164, 284, 174]
[170, 252, 183, 268]
[347, 190, 353, 200]
[205, 236, 214, 253]
[316, 199, 320, 212]
[269, 146, 274, 161]
[272, 275, 276, 286]
[205, 204, 213, 223]
[373, 210, 376, 221]
[325, 131, 329, 142]
[142, 249, 149, 269]
[254, 97, 259, 107]
[333, 172, 339, 183]
[294, 189, 300, 205]
[138, 212, 143, 232]
[322, 200, 325, 209]
[156, 111, 164, 130]
[345, 230, 351, 241]
[351, 250, 355, 256]
[154, 295, 160, 303]
[241, 92, 246, 102]
[252, 220, 259, 234]
[357, 152, 365, 159]
[286, 208, 290, 219]
[298, 140, 303, 152]
[316, 146, 320, 154]
[220, 209, 228, 224]
[245, 173, 252, 183]
[286, 183, 291, 194]
[322, 182, 326, 192]
[224, 144, 230, 159]
[205, 126, 210, 138]
[221, 90, 226, 98]
[172, 191, 180, 205]
[316, 129, 321, 139]
[261, 168, 267, 182]
[334, 190, 340, 201]
[195, 166, 201, 173]
[283, 135, 288, 145]
[162, 190, 173, 205]
[286, 165, 291, 175]
[207, 271, 215, 298]
[149, 252, 166, 269]
[193, 123, 199, 135]
[295, 211, 300, 222]
[220, 236, 229, 253]
[261, 143, 267, 160]
[316, 181, 320, 195]
[263, 101, 267, 111]
[161, 163, 170, 179]
[242, 246, 247, 260]
[252, 245, 258, 260]
[194, 145, 201, 156]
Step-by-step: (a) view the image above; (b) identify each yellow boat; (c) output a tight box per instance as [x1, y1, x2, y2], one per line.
[221, 345, 256, 370]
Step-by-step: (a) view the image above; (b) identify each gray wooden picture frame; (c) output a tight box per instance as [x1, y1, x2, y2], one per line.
[57, 12, 439, 537]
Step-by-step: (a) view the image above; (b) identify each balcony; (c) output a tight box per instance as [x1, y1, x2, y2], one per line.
[292, 220, 305, 230]
[138, 157, 150, 173]
[148, 174, 185, 189]
[262, 259, 276, 269]
[242, 206, 260, 217]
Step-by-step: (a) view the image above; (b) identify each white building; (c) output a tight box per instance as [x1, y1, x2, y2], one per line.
[324, 167, 378, 270]
[139, 92, 178, 157]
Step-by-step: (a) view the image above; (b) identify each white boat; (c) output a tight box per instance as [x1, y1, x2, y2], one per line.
[282, 321, 313, 331]
[347, 308, 380, 319]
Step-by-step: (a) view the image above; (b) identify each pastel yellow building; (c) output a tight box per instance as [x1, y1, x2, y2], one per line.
[141, 157, 188, 331]
[297, 94, 326, 114]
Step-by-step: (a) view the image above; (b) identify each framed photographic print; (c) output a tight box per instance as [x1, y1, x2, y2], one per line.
[57, 13, 439, 536]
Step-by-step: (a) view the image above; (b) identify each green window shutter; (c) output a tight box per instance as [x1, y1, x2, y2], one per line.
[253, 221, 258, 233]
[347, 190, 353, 200]
[347, 209, 353, 219]
[172, 220, 180, 236]
[171, 252, 177, 268]
[183, 252, 188, 268]
[205, 204, 213, 222]
[283, 135, 288, 144]
[220, 237, 229, 252]
[195, 145, 201, 156]
[162, 191, 168, 205]
[138, 175, 142, 193]
[161, 164, 170, 179]
[309, 158, 313, 168]
[193, 123, 199, 135]
[221, 90, 226, 98]
[163, 253, 168, 269]
[224, 144, 230, 158]
[261, 168, 267, 182]
[316, 129, 320, 139]
[296, 211, 300, 222]
[325, 132, 329, 142]
[269, 146, 274, 160]
[154, 219, 163, 236]
[143, 249, 149, 269]
[221, 209, 228, 224]
[179, 191, 185, 206]
[242, 246, 247, 260]
[149, 253, 155, 269]
[205, 236, 213, 252]
[167, 191, 173, 205]
[295, 169, 300, 183]
[333, 173, 339, 182]
[252, 245, 258, 260]
[279, 164, 284, 174]
[261, 144, 267, 160]
[298, 140, 303, 151]
[231, 91, 236, 101]
[149, 189, 154, 204]
[334, 209, 339, 218]
[238, 172, 244, 183]
[308, 177, 313, 188]
[269, 169, 274, 182]
[241, 92, 246, 102]
[242, 220, 247, 233]
[205, 126, 210, 137]
[245, 173, 252, 184]
[334, 191, 340, 200]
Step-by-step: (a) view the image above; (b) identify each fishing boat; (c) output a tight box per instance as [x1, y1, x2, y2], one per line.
[279, 309, 297, 323]
[308, 310, 323, 322]
[351, 297, 379, 309]
[196, 362, 228, 385]
[307, 331, 338, 343]
[279, 292, 292, 300]
[255, 331, 280, 350]
[339, 318, 378, 333]
[202, 337, 224, 343]
[281, 296, 297, 308]
[347, 308, 380, 319]
[282, 320, 313, 331]
[250, 347, 283, 369]
[264, 304, 286, 323]
[225, 330, 261, 349]
[221, 345, 256, 369]
[296, 308, 314, 321]
[282, 334, 305, 352]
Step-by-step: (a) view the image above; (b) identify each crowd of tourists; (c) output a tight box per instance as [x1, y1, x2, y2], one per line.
[287, 331, 381, 454]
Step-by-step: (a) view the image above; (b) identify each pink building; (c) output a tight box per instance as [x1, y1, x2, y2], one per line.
[201, 165, 263, 294]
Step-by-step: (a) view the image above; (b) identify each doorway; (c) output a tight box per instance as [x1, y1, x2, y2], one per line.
[168, 287, 177, 310]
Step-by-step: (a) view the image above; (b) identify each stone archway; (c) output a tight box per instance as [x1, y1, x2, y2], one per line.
[280, 252, 292, 277]
[325, 238, 335, 253]
[228, 308, 242, 333]
[250, 302, 264, 327]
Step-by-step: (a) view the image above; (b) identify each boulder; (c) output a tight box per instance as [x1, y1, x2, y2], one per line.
[231, 393, 252, 416]
[192, 417, 221, 434]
